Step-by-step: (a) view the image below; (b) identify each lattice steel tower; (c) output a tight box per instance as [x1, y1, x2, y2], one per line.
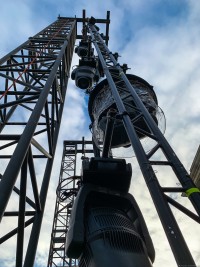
[0, 10, 199, 267]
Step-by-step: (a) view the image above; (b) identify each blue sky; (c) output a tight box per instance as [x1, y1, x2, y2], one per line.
[0, 0, 200, 266]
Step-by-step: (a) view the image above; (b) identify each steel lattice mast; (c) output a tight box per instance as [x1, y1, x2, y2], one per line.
[83, 22, 200, 266]
[47, 139, 94, 266]
[0, 17, 77, 267]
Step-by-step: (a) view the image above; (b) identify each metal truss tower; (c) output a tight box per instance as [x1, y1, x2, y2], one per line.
[47, 139, 94, 266]
[0, 9, 200, 267]
[0, 17, 77, 267]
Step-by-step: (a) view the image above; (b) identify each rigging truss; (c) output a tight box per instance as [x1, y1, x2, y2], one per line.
[47, 139, 93, 267]
[87, 23, 200, 266]
[0, 18, 76, 266]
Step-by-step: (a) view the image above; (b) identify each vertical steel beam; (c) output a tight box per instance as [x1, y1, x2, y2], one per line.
[16, 153, 28, 267]
[102, 109, 116, 158]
